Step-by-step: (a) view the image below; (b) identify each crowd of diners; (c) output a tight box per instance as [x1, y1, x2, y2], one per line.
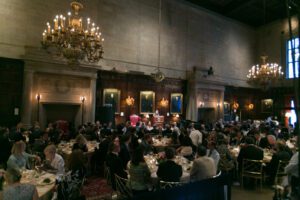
[0, 118, 299, 199]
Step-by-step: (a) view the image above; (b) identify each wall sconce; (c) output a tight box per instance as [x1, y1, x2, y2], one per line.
[160, 97, 169, 107]
[199, 101, 204, 107]
[175, 114, 179, 118]
[216, 102, 221, 107]
[80, 96, 86, 125]
[126, 96, 135, 106]
[248, 103, 254, 110]
[36, 94, 42, 122]
[166, 112, 170, 117]
[120, 112, 124, 117]
[232, 101, 239, 110]
[145, 114, 150, 118]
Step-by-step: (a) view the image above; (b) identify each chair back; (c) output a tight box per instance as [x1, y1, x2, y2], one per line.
[242, 159, 264, 176]
[104, 162, 111, 186]
[159, 180, 183, 190]
[213, 170, 222, 178]
[275, 160, 289, 184]
[218, 153, 234, 172]
[114, 174, 132, 198]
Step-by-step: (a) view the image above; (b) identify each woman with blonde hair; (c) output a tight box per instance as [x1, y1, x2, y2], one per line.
[72, 134, 88, 152]
[7, 141, 40, 171]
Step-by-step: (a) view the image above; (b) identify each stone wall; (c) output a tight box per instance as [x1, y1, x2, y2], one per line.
[0, 0, 256, 86]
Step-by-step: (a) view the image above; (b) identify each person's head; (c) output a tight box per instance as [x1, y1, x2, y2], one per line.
[5, 168, 22, 184]
[75, 134, 87, 145]
[165, 147, 175, 160]
[267, 135, 276, 146]
[275, 140, 286, 152]
[11, 141, 26, 155]
[68, 149, 85, 170]
[131, 146, 144, 165]
[197, 145, 207, 157]
[254, 131, 261, 140]
[44, 145, 56, 161]
[108, 142, 120, 153]
[144, 134, 152, 143]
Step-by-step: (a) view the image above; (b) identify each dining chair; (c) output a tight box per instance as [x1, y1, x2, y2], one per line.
[241, 159, 264, 190]
[159, 180, 183, 190]
[274, 160, 289, 185]
[114, 174, 132, 199]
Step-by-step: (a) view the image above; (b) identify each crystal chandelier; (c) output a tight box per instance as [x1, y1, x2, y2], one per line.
[160, 98, 169, 107]
[41, 1, 104, 64]
[247, 56, 284, 88]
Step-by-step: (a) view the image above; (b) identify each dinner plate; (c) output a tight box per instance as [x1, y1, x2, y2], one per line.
[37, 177, 55, 186]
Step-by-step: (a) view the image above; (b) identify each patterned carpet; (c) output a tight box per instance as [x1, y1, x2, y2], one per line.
[81, 177, 113, 200]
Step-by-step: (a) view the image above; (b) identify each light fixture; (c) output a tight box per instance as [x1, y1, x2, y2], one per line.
[175, 114, 179, 118]
[199, 101, 204, 107]
[120, 112, 124, 117]
[248, 103, 254, 110]
[125, 96, 135, 106]
[232, 101, 239, 110]
[151, 0, 165, 82]
[41, 1, 104, 64]
[145, 114, 150, 119]
[247, 56, 284, 88]
[246, 0, 284, 89]
[216, 102, 221, 107]
[160, 98, 169, 107]
[166, 112, 170, 117]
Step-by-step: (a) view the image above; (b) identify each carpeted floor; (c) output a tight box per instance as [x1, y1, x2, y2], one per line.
[81, 177, 113, 200]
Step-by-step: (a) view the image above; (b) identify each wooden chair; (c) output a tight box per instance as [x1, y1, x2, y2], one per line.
[275, 160, 289, 185]
[159, 180, 183, 190]
[104, 162, 111, 186]
[241, 159, 264, 190]
[114, 174, 132, 199]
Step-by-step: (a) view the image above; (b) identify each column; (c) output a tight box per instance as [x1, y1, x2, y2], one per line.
[21, 69, 34, 128]
[89, 77, 97, 123]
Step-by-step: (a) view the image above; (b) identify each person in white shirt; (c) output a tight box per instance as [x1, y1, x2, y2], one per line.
[189, 123, 202, 146]
[44, 145, 65, 177]
[285, 152, 299, 197]
[206, 141, 220, 170]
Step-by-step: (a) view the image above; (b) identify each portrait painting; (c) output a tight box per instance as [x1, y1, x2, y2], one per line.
[261, 99, 273, 113]
[171, 93, 183, 114]
[103, 88, 120, 114]
[140, 91, 155, 114]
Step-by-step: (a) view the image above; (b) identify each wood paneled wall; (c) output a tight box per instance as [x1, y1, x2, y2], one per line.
[0, 57, 23, 127]
[96, 70, 186, 124]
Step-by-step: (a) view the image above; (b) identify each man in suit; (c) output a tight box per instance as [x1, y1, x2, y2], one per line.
[157, 147, 183, 182]
[237, 136, 264, 173]
[190, 145, 216, 182]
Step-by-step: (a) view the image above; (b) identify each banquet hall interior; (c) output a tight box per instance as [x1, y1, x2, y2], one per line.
[0, 0, 299, 200]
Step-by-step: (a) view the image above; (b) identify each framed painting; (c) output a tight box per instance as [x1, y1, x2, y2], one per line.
[171, 93, 183, 114]
[103, 88, 120, 114]
[261, 99, 273, 113]
[140, 91, 155, 114]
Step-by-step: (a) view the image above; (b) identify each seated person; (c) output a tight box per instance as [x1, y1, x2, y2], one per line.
[177, 130, 194, 160]
[206, 141, 220, 169]
[140, 134, 154, 155]
[237, 136, 263, 173]
[3, 168, 38, 200]
[43, 145, 65, 177]
[265, 140, 292, 184]
[285, 152, 299, 198]
[127, 146, 151, 195]
[72, 134, 88, 152]
[105, 142, 127, 190]
[68, 149, 86, 180]
[7, 141, 40, 171]
[157, 147, 182, 182]
[190, 145, 216, 182]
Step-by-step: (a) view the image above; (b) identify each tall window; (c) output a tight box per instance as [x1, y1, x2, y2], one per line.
[287, 37, 300, 78]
